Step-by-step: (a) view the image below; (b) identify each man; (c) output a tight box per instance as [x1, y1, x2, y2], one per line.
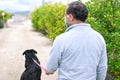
[45, 1, 107, 80]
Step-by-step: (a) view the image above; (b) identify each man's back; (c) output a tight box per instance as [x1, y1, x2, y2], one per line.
[55, 23, 107, 80]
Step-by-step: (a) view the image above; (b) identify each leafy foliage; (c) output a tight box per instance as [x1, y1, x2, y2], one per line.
[0, 10, 11, 28]
[31, 3, 66, 40]
[0, 11, 11, 22]
[86, 0, 120, 79]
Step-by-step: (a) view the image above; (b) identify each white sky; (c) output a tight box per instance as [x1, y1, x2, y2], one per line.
[0, 0, 89, 13]
[45, 0, 89, 4]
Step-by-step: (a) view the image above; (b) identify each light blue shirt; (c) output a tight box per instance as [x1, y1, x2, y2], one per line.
[46, 23, 107, 80]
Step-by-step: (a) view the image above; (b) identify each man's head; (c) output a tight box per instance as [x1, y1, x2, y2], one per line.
[65, 1, 88, 27]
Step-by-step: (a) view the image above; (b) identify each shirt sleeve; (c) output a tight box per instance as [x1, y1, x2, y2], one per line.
[96, 43, 107, 80]
[45, 36, 62, 73]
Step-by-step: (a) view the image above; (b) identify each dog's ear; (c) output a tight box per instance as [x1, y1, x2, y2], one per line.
[23, 52, 25, 55]
[31, 49, 37, 54]
[23, 50, 28, 55]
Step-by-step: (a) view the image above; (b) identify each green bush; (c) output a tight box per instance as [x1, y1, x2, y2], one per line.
[31, 3, 66, 40]
[31, 1, 120, 79]
[0, 10, 11, 28]
[86, 0, 120, 79]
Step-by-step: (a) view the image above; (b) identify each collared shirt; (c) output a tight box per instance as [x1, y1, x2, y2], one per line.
[46, 23, 107, 80]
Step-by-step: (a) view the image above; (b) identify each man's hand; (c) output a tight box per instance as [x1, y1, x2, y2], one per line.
[32, 58, 53, 75]
[44, 69, 53, 75]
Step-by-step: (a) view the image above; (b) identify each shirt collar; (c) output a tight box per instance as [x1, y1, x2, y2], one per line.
[65, 23, 91, 32]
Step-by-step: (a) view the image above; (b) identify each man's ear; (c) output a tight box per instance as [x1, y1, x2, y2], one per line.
[66, 14, 74, 24]
[69, 14, 74, 21]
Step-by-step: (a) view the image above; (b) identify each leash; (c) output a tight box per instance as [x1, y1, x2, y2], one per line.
[32, 58, 47, 72]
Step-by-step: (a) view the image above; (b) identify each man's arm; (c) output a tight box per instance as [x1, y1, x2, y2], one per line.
[45, 37, 62, 75]
[96, 44, 107, 80]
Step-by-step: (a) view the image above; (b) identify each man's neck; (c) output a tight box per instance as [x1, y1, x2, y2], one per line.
[71, 20, 85, 25]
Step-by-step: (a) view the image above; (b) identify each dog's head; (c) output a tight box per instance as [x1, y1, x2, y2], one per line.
[23, 49, 37, 55]
[23, 49, 37, 59]
[23, 49, 40, 67]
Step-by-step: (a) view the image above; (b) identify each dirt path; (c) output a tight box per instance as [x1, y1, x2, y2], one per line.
[0, 21, 57, 80]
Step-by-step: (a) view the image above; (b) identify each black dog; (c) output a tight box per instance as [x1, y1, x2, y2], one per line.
[20, 49, 42, 80]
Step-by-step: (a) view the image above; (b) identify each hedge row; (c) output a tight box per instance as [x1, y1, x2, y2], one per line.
[31, 3, 66, 40]
[86, 0, 120, 79]
[31, 1, 120, 80]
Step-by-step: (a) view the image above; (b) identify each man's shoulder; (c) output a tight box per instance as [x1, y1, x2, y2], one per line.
[92, 29, 106, 44]
[93, 30, 104, 39]
[54, 32, 69, 42]
[57, 31, 70, 38]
